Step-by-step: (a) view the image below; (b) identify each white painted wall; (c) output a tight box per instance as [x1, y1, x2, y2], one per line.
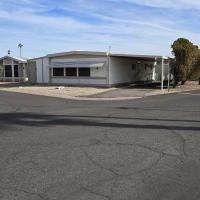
[154, 60, 171, 81]
[36, 58, 49, 83]
[109, 57, 156, 85]
[50, 57, 108, 78]
[51, 78, 107, 85]
[36, 59, 43, 83]
[48, 56, 108, 86]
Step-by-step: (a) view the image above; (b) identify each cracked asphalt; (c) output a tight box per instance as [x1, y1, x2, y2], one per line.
[0, 90, 200, 200]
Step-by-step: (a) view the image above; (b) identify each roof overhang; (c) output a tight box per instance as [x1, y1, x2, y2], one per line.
[110, 54, 170, 61]
[47, 51, 107, 58]
[0, 56, 27, 63]
[28, 51, 173, 61]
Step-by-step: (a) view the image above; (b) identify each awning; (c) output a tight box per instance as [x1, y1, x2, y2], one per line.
[49, 61, 105, 68]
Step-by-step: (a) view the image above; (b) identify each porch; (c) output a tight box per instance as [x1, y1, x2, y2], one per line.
[0, 55, 27, 82]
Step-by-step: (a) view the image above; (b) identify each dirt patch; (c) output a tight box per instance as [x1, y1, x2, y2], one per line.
[0, 82, 199, 99]
[0, 83, 116, 98]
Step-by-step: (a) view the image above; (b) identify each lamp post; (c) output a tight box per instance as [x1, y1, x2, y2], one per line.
[18, 43, 23, 57]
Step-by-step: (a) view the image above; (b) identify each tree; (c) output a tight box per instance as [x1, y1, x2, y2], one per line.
[190, 50, 200, 80]
[171, 38, 198, 85]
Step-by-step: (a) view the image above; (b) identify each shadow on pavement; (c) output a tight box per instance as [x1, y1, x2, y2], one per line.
[0, 112, 199, 131]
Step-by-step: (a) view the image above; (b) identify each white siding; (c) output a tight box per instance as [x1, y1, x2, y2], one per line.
[36, 58, 49, 83]
[50, 57, 108, 78]
[109, 57, 156, 85]
[155, 62, 170, 81]
[51, 78, 107, 86]
[36, 59, 43, 83]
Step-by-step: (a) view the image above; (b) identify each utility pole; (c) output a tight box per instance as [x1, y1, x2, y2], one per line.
[18, 43, 23, 57]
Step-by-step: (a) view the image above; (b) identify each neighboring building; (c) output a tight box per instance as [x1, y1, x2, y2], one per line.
[0, 55, 28, 82]
[27, 51, 172, 87]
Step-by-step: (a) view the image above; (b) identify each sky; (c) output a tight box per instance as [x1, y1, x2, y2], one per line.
[0, 0, 200, 58]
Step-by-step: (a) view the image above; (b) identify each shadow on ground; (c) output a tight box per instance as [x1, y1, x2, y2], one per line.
[0, 112, 199, 131]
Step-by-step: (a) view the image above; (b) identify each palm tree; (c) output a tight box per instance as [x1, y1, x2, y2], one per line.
[18, 43, 23, 57]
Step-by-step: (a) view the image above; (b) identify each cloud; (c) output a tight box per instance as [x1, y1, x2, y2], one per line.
[0, 0, 200, 57]
[109, 0, 200, 10]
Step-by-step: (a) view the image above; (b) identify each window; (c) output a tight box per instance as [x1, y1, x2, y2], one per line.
[145, 64, 149, 70]
[78, 68, 90, 77]
[4, 65, 12, 77]
[53, 68, 64, 76]
[66, 68, 77, 77]
[132, 64, 136, 70]
[14, 65, 19, 77]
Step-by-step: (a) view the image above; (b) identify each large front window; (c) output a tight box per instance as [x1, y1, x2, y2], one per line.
[66, 68, 77, 77]
[53, 68, 64, 76]
[79, 68, 90, 77]
[52, 67, 91, 77]
[4, 65, 12, 77]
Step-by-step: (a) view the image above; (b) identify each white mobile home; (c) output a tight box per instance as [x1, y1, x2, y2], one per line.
[0, 55, 28, 82]
[28, 51, 172, 87]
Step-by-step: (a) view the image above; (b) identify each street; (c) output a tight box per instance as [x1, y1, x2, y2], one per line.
[0, 90, 200, 200]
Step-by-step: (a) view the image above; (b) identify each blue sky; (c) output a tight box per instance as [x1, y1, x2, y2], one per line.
[0, 0, 200, 58]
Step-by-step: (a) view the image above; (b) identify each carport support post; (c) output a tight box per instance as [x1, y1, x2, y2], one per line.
[161, 57, 164, 91]
[11, 60, 14, 82]
[168, 61, 170, 92]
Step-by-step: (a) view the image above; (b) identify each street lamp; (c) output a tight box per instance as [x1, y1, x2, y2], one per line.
[18, 43, 23, 57]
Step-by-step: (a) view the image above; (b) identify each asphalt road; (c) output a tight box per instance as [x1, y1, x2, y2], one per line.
[0, 90, 200, 200]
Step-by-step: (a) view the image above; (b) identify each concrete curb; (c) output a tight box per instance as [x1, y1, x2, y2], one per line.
[64, 96, 143, 101]
[0, 88, 199, 101]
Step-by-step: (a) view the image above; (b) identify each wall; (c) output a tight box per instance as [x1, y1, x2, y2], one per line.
[49, 56, 108, 86]
[50, 56, 108, 78]
[51, 77, 107, 86]
[154, 59, 171, 81]
[27, 61, 37, 83]
[36, 58, 49, 83]
[109, 57, 156, 85]
[0, 61, 3, 78]
[18, 64, 24, 77]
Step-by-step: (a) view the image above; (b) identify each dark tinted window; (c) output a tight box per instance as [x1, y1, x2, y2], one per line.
[53, 68, 64, 76]
[14, 65, 19, 77]
[79, 68, 90, 77]
[4, 65, 12, 77]
[66, 68, 77, 76]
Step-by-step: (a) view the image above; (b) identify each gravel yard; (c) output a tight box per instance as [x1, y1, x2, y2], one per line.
[0, 82, 199, 99]
[0, 82, 116, 98]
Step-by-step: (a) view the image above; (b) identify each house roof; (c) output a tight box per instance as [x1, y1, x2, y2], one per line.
[29, 51, 171, 61]
[0, 55, 27, 63]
